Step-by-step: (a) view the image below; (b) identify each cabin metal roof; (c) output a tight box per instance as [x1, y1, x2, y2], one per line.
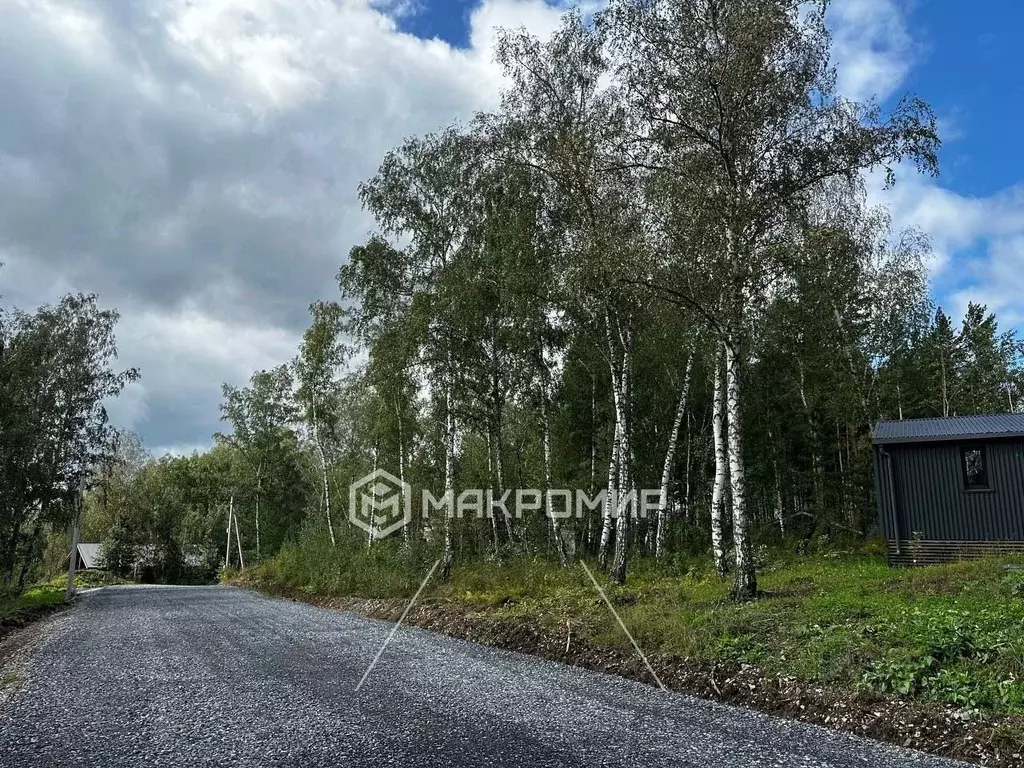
[872, 413, 1024, 445]
[76, 543, 103, 569]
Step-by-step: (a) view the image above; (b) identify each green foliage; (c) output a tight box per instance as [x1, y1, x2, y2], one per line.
[0, 584, 65, 621]
[244, 526, 438, 599]
[0, 291, 137, 593]
[249, 546, 1024, 717]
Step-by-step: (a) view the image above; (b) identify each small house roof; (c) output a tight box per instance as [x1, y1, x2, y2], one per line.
[873, 413, 1024, 445]
[76, 543, 103, 569]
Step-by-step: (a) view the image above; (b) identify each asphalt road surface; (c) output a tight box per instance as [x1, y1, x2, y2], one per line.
[0, 585, 965, 767]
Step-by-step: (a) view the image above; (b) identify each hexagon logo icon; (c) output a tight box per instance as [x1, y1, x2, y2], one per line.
[349, 469, 413, 540]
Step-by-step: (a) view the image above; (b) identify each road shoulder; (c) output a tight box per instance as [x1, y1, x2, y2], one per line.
[240, 583, 1024, 768]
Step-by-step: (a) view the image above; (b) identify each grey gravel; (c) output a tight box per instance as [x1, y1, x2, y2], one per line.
[0, 585, 967, 767]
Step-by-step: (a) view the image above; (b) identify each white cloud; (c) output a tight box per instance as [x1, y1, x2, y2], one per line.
[0, 0, 569, 452]
[5, 0, 1023, 454]
[947, 235, 1024, 327]
[836, 0, 1024, 334]
[830, 0, 918, 103]
[869, 171, 1024, 272]
[867, 166, 1024, 329]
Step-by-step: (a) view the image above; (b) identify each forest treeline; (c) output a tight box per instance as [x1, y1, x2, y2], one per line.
[0, 286, 137, 591]
[7, 2, 1023, 599]
[83, 2, 1023, 599]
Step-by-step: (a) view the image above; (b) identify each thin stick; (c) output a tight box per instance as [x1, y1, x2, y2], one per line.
[580, 561, 667, 691]
[355, 558, 442, 692]
[66, 478, 85, 602]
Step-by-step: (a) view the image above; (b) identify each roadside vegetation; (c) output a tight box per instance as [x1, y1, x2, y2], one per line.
[0, 291, 137, 594]
[0, 585, 65, 625]
[242, 543, 1024, 723]
[4, 2, 1024, 763]
[74, 0, 1022, 606]
[1, 572, 130, 627]
[11, 1, 1023, 606]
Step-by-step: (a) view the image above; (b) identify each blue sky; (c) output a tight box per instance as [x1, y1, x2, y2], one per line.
[396, 0, 480, 44]
[1, 0, 1022, 453]
[900, 0, 1024, 197]
[867, 0, 1024, 329]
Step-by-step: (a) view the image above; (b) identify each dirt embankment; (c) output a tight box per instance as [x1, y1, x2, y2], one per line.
[0, 602, 67, 647]
[252, 584, 1024, 768]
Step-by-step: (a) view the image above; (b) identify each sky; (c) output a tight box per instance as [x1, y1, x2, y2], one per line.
[1, 0, 1022, 455]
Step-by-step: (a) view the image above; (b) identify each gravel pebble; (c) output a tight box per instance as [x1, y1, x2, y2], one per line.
[0, 585, 969, 767]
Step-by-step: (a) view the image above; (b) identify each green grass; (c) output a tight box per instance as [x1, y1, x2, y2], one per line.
[42, 570, 132, 590]
[0, 584, 66, 622]
[244, 539, 1024, 718]
[1, 570, 130, 623]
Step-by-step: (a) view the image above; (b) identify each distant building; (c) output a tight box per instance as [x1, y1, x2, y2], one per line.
[74, 543, 103, 571]
[873, 413, 1024, 565]
[73, 542, 208, 578]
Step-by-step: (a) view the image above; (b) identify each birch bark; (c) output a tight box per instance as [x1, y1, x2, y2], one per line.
[609, 323, 634, 585]
[311, 397, 336, 547]
[725, 338, 757, 600]
[597, 417, 620, 571]
[656, 353, 693, 559]
[710, 345, 729, 576]
[440, 366, 457, 582]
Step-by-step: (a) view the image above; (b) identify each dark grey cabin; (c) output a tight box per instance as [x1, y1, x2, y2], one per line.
[873, 413, 1024, 565]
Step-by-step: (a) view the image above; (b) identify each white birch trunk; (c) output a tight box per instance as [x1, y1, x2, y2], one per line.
[656, 353, 693, 559]
[725, 338, 757, 600]
[254, 461, 263, 560]
[774, 460, 785, 537]
[232, 500, 245, 570]
[312, 397, 336, 547]
[486, 430, 500, 552]
[397, 397, 409, 547]
[540, 343, 569, 566]
[440, 366, 456, 581]
[493, 418, 515, 545]
[710, 345, 729, 576]
[598, 418, 620, 571]
[224, 496, 233, 568]
[609, 325, 634, 585]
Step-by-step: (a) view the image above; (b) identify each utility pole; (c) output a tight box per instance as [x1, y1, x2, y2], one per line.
[225, 497, 233, 569]
[66, 477, 86, 602]
[231, 496, 245, 570]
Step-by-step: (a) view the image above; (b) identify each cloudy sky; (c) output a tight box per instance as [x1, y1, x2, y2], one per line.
[2, 0, 1022, 455]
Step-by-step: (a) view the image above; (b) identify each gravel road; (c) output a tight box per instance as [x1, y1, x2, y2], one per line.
[0, 585, 965, 767]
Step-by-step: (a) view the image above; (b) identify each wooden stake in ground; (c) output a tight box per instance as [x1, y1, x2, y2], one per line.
[66, 477, 86, 602]
[230, 496, 245, 570]
[225, 496, 233, 569]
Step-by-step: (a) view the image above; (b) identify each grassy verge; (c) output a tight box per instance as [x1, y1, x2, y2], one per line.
[2, 571, 130, 631]
[41, 570, 133, 591]
[242, 541, 1024, 721]
[0, 585, 66, 623]
[0, 584, 67, 645]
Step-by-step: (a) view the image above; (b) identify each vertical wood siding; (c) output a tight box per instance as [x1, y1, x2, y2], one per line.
[876, 438, 1024, 563]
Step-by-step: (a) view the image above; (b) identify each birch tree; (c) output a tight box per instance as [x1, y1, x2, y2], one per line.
[603, 0, 939, 599]
[655, 350, 693, 558]
[217, 365, 298, 560]
[494, 14, 654, 583]
[294, 301, 346, 546]
[345, 128, 481, 580]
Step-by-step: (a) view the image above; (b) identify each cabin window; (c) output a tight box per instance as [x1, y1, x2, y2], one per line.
[960, 445, 990, 490]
